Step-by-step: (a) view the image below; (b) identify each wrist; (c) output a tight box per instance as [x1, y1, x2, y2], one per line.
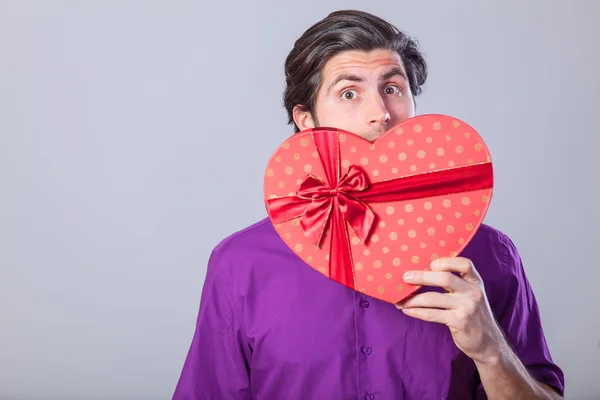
[472, 335, 510, 367]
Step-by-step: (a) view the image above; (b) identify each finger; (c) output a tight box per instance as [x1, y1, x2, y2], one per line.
[395, 291, 460, 310]
[403, 270, 471, 292]
[430, 257, 482, 284]
[400, 307, 450, 325]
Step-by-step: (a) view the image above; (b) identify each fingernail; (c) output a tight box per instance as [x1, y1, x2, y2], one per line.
[431, 259, 440, 269]
[403, 271, 414, 281]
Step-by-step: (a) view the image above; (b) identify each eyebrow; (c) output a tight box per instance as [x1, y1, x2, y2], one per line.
[381, 67, 407, 82]
[326, 67, 408, 95]
[326, 74, 363, 95]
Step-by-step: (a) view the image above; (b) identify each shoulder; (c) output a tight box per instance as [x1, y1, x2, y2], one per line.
[463, 223, 531, 308]
[212, 217, 277, 256]
[206, 216, 287, 276]
[463, 222, 522, 273]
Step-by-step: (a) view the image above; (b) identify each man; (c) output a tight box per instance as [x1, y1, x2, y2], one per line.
[173, 10, 564, 399]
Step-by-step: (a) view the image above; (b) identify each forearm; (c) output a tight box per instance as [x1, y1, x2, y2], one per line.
[475, 341, 562, 400]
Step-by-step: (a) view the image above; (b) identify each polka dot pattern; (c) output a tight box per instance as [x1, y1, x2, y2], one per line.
[264, 114, 493, 304]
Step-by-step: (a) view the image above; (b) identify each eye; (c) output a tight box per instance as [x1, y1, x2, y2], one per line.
[384, 85, 402, 96]
[341, 89, 358, 100]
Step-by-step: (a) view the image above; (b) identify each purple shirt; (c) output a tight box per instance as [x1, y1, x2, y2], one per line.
[173, 217, 564, 399]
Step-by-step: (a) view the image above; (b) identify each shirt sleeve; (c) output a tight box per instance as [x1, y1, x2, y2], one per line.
[172, 248, 252, 400]
[477, 233, 565, 398]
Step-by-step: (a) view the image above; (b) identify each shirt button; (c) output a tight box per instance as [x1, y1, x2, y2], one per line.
[365, 393, 375, 400]
[362, 346, 372, 355]
[360, 299, 370, 308]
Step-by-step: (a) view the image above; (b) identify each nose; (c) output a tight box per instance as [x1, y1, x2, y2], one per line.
[367, 94, 390, 128]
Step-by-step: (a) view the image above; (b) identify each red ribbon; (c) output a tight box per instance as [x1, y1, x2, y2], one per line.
[266, 129, 493, 289]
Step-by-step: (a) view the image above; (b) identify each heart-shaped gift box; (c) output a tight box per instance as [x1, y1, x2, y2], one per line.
[263, 114, 493, 304]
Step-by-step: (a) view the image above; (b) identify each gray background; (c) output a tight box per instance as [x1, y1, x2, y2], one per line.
[1, 0, 598, 399]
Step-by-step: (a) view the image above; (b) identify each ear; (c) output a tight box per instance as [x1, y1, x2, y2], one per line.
[293, 105, 315, 131]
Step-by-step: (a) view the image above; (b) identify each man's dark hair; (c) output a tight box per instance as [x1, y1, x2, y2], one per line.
[283, 10, 428, 132]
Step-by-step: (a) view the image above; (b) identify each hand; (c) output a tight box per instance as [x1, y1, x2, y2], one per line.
[396, 257, 505, 364]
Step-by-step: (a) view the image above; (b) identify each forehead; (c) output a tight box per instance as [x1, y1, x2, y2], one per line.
[320, 49, 405, 80]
